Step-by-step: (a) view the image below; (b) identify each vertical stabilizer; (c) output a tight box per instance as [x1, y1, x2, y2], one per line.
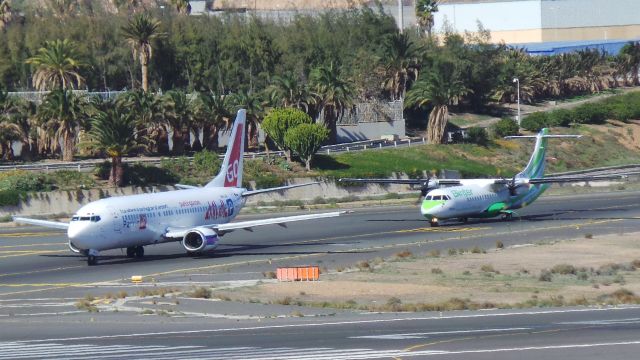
[206, 109, 246, 188]
[516, 128, 549, 179]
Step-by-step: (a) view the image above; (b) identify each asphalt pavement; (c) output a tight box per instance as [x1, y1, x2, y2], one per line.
[1, 189, 640, 359]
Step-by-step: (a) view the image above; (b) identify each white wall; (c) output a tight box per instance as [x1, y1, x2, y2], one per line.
[435, 0, 542, 32]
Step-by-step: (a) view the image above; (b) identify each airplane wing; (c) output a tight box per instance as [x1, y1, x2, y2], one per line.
[12, 217, 69, 230]
[527, 174, 628, 184]
[338, 178, 462, 185]
[242, 182, 319, 196]
[164, 211, 345, 238]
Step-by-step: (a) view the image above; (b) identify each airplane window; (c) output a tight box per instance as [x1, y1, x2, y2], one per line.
[425, 196, 432, 200]
[71, 216, 79, 221]
[80, 216, 90, 221]
[444, 195, 451, 200]
[90, 216, 101, 222]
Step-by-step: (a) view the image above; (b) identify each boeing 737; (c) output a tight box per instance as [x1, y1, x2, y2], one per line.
[340, 129, 626, 227]
[14, 109, 342, 265]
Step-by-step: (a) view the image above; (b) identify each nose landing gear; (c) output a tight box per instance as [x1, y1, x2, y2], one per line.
[87, 249, 100, 266]
[429, 218, 440, 227]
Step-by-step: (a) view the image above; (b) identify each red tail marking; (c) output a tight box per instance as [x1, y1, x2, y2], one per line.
[224, 123, 243, 187]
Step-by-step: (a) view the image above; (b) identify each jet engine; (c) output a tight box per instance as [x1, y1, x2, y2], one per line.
[182, 227, 219, 253]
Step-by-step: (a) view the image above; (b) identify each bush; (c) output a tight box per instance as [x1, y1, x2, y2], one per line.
[50, 170, 95, 189]
[492, 118, 519, 137]
[551, 264, 577, 275]
[127, 163, 180, 185]
[467, 127, 489, 146]
[0, 190, 21, 207]
[573, 103, 608, 124]
[193, 150, 221, 176]
[548, 109, 575, 127]
[521, 112, 550, 132]
[538, 269, 553, 282]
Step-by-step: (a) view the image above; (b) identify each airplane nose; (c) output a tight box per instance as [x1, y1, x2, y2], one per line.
[67, 223, 90, 248]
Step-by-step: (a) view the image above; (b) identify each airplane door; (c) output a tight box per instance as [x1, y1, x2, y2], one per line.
[108, 206, 122, 233]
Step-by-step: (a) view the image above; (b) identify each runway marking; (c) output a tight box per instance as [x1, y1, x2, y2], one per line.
[0, 218, 627, 294]
[0, 232, 65, 238]
[12, 306, 640, 343]
[0, 242, 66, 249]
[397, 226, 489, 233]
[0, 265, 83, 279]
[351, 327, 531, 340]
[0, 250, 66, 258]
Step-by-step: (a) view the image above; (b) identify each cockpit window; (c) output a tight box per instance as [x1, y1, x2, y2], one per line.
[90, 216, 101, 222]
[425, 195, 432, 200]
[71, 216, 79, 221]
[443, 195, 451, 200]
[433, 195, 442, 200]
[79, 216, 90, 221]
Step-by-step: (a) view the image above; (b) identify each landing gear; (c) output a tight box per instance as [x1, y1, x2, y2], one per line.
[126, 247, 135, 258]
[87, 249, 99, 266]
[501, 212, 514, 221]
[134, 246, 144, 258]
[459, 217, 469, 224]
[430, 219, 440, 227]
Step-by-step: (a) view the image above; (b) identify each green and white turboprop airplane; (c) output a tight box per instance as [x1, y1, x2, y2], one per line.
[340, 128, 627, 227]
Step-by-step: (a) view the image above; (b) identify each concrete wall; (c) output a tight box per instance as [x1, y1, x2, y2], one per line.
[337, 119, 406, 142]
[0, 180, 417, 217]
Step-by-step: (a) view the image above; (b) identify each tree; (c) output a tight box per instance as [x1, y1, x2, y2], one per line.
[492, 118, 519, 138]
[416, 0, 439, 38]
[121, 13, 164, 92]
[405, 58, 472, 144]
[194, 91, 231, 150]
[160, 89, 192, 154]
[36, 89, 86, 161]
[26, 39, 85, 91]
[310, 62, 355, 144]
[119, 90, 162, 152]
[620, 42, 640, 86]
[381, 32, 423, 101]
[81, 102, 146, 186]
[285, 123, 329, 171]
[230, 89, 263, 148]
[169, 0, 191, 14]
[0, 0, 13, 30]
[268, 72, 314, 112]
[262, 108, 312, 162]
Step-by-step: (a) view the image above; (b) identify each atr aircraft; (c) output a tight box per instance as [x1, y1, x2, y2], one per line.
[340, 129, 626, 227]
[14, 109, 342, 265]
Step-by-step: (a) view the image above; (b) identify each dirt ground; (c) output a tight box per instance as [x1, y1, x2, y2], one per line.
[215, 232, 640, 308]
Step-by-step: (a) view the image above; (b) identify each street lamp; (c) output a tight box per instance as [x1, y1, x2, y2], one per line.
[513, 77, 521, 127]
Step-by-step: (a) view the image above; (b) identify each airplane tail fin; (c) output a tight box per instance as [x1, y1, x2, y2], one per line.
[505, 128, 581, 179]
[206, 109, 246, 188]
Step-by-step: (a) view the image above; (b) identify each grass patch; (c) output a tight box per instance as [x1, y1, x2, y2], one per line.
[189, 287, 212, 299]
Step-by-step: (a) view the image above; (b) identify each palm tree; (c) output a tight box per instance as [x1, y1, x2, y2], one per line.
[194, 91, 232, 150]
[0, 0, 13, 29]
[310, 62, 356, 144]
[405, 58, 472, 144]
[230, 89, 264, 148]
[268, 72, 314, 112]
[121, 13, 164, 92]
[0, 120, 19, 160]
[620, 42, 640, 86]
[1, 96, 37, 160]
[160, 90, 192, 154]
[118, 90, 162, 152]
[26, 39, 85, 91]
[81, 102, 146, 186]
[381, 32, 423, 101]
[416, 0, 439, 38]
[169, 0, 191, 14]
[36, 89, 86, 161]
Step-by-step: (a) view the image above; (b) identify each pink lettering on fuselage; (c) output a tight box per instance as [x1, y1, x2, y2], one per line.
[204, 201, 229, 220]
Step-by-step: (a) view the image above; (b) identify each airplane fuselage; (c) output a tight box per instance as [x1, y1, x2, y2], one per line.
[420, 180, 548, 221]
[68, 187, 246, 252]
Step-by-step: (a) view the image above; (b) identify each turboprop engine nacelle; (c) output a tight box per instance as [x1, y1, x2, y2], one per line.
[182, 227, 219, 253]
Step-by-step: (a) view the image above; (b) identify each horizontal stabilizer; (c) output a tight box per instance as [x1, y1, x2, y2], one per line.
[175, 184, 199, 190]
[528, 174, 627, 184]
[505, 135, 582, 139]
[13, 217, 69, 230]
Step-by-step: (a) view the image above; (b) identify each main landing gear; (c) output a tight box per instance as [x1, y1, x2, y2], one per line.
[126, 246, 145, 258]
[501, 212, 514, 221]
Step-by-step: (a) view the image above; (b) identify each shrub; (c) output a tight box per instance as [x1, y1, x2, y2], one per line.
[480, 264, 498, 273]
[538, 269, 553, 282]
[193, 150, 221, 176]
[431, 268, 443, 274]
[189, 287, 212, 299]
[495, 240, 504, 249]
[573, 103, 608, 124]
[521, 112, 550, 132]
[467, 127, 489, 146]
[492, 118, 519, 137]
[551, 264, 577, 275]
[395, 250, 413, 259]
[548, 109, 575, 127]
[428, 249, 441, 257]
[0, 190, 21, 207]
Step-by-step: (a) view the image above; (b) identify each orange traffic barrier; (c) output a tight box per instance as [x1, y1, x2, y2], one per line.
[276, 266, 320, 281]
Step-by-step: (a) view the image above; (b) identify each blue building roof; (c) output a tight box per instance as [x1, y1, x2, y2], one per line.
[511, 39, 640, 56]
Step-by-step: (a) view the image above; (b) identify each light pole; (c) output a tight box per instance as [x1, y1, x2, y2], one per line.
[513, 77, 521, 127]
[397, 0, 404, 34]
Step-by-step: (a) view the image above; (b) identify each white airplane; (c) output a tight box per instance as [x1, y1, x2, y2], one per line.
[340, 129, 626, 227]
[14, 109, 342, 265]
